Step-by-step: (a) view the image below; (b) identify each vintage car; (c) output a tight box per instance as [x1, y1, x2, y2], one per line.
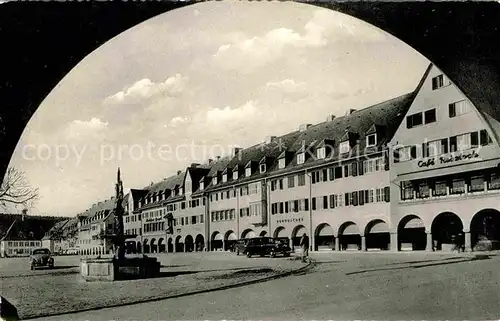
[244, 237, 291, 258]
[30, 248, 54, 270]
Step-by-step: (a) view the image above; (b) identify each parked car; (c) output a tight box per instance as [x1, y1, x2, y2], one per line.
[234, 239, 248, 255]
[244, 237, 291, 258]
[30, 248, 54, 270]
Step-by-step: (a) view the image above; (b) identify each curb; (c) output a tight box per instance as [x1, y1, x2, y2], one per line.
[22, 260, 314, 320]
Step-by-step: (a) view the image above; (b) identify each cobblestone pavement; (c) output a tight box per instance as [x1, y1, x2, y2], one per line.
[26, 250, 500, 321]
[0, 252, 305, 319]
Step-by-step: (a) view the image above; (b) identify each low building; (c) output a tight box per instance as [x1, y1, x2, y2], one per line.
[0, 219, 42, 257]
[41, 219, 69, 254]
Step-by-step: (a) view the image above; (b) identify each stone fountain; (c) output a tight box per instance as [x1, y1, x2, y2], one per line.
[80, 168, 160, 281]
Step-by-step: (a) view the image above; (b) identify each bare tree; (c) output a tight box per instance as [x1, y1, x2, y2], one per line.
[0, 167, 39, 208]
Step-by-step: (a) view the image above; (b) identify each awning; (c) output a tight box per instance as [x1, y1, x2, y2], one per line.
[293, 226, 306, 237]
[341, 223, 360, 235]
[213, 233, 223, 241]
[367, 221, 389, 234]
[226, 232, 237, 240]
[244, 231, 256, 239]
[317, 224, 334, 236]
[403, 217, 425, 229]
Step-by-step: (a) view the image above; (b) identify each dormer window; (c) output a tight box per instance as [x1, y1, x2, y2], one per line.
[245, 167, 252, 177]
[366, 134, 377, 147]
[179, 187, 183, 195]
[339, 141, 350, 154]
[279, 157, 286, 169]
[316, 147, 326, 160]
[260, 163, 266, 173]
[297, 153, 305, 165]
[222, 173, 227, 183]
[200, 179, 205, 191]
[213, 176, 218, 185]
[232, 167, 239, 180]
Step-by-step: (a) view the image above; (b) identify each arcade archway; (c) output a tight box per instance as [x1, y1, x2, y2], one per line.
[143, 239, 150, 254]
[175, 235, 183, 252]
[471, 208, 500, 251]
[338, 222, 361, 251]
[431, 212, 464, 251]
[224, 230, 237, 251]
[315, 223, 335, 251]
[259, 230, 267, 237]
[158, 238, 166, 253]
[241, 229, 255, 239]
[211, 231, 223, 251]
[195, 234, 205, 252]
[185, 235, 194, 252]
[167, 238, 173, 253]
[150, 238, 157, 253]
[398, 215, 426, 251]
[364, 219, 390, 251]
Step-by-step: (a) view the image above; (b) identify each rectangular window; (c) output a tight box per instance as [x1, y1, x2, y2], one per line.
[294, 200, 299, 212]
[470, 175, 485, 192]
[278, 158, 286, 169]
[366, 134, 377, 147]
[480, 129, 493, 146]
[317, 147, 326, 159]
[432, 74, 445, 90]
[245, 167, 252, 177]
[401, 181, 414, 200]
[488, 173, 500, 190]
[329, 195, 335, 209]
[279, 203, 284, 214]
[450, 179, 465, 194]
[298, 173, 306, 186]
[456, 133, 472, 151]
[279, 179, 284, 190]
[406, 112, 423, 129]
[329, 168, 335, 181]
[339, 141, 350, 154]
[368, 189, 374, 203]
[424, 108, 437, 124]
[260, 164, 266, 173]
[449, 100, 471, 118]
[417, 181, 430, 199]
[297, 153, 305, 164]
[288, 176, 295, 188]
[334, 166, 343, 179]
[312, 198, 317, 210]
[323, 196, 328, 209]
[285, 201, 289, 213]
[271, 180, 277, 191]
[433, 181, 447, 196]
[394, 146, 417, 162]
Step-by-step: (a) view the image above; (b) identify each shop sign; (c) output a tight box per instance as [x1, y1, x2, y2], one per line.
[417, 149, 480, 168]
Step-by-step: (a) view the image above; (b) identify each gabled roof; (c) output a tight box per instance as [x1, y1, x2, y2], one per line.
[79, 198, 115, 227]
[2, 219, 42, 241]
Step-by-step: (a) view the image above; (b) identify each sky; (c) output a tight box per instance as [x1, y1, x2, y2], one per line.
[7, 1, 430, 217]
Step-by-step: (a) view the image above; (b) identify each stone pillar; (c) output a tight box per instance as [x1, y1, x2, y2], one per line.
[464, 232, 472, 252]
[361, 236, 367, 251]
[335, 238, 340, 251]
[426, 232, 433, 251]
[390, 233, 398, 252]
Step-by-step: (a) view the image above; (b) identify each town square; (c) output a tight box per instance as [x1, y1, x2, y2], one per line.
[1, 0, 500, 320]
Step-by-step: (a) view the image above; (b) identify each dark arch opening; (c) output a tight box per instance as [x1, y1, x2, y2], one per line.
[471, 208, 500, 251]
[398, 215, 426, 251]
[365, 219, 390, 251]
[338, 222, 361, 251]
[150, 238, 157, 254]
[167, 238, 173, 253]
[211, 231, 223, 251]
[241, 229, 255, 239]
[143, 239, 150, 254]
[195, 234, 205, 252]
[259, 230, 267, 237]
[137, 241, 142, 254]
[431, 212, 464, 251]
[291, 225, 307, 250]
[175, 235, 183, 253]
[184, 235, 194, 252]
[158, 238, 165, 253]
[314, 223, 335, 251]
[224, 230, 237, 251]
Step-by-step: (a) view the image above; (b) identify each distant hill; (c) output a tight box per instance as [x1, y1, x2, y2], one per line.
[0, 213, 67, 241]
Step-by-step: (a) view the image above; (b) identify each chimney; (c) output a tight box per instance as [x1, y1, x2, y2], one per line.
[207, 158, 213, 164]
[216, 156, 221, 160]
[265, 136, 276, 144]
[232, 147, 242, 157]
[150, 182, 154, 186]
[21, 208, 28, 221]
[299, 124, 312, 132]
[326, 115, 336, 122]
[177, 170, 182, 175]
[345, 109, 357, 116]
[190, 163, 200, 168]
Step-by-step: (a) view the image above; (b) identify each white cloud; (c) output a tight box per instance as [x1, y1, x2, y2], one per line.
[165, 116, 191, 128]
[65, 117, 109, 140]
[104, 73, 188, 105]
[266, 79, 307, 93]
[212, 9, 387, 73]
[205, 100, 260, 124]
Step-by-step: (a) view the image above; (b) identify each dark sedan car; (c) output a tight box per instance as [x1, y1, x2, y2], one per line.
[244, 237, 291, 258]
[30, 248, 54, 270]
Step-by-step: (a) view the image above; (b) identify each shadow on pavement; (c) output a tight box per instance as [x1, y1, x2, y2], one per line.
[160, 264, 190, 268]
[378, 257, 468, 266]
[346, 255, 491, 276]
[148, 267, 276, 280]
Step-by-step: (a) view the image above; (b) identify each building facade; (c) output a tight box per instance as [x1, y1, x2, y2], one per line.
[77, 199, 116, 256]
[73, 63, 500, 255]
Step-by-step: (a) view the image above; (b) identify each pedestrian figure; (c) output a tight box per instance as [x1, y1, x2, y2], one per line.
[299, 233, 309, 263]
